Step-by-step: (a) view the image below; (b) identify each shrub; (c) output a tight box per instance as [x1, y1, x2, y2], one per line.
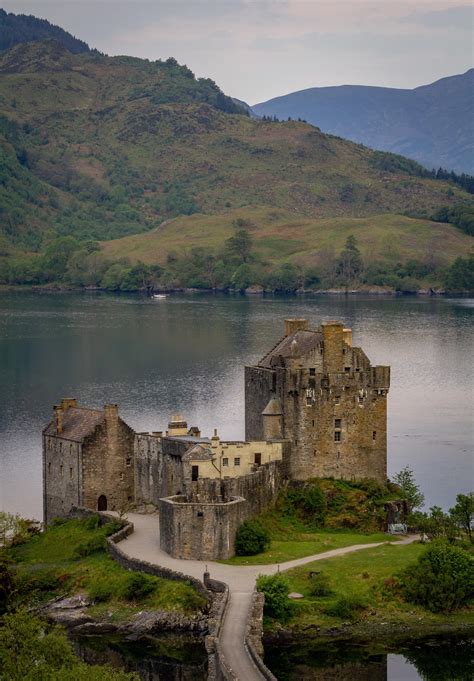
[104, 521, 124, 537]
[83, 514, 101, 530]
[284, 484, 327, 527]
[121, 573, 156, 601]
[400, 541, 474, 613]
[89, 581, 114, 603]
[235, 521, 270, 556]
[0, 553, 16, 614]
[73, 535, 106, 559]
[308, 572, 332, 597]
[256, 573, 291, 621]
[325, 595, 367, 620]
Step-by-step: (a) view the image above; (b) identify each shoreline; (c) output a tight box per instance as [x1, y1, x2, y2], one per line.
[1, 284, 469, 297]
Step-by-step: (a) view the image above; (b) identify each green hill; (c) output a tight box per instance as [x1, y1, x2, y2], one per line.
[0, 9, 91, 54]
[0, 40, 472, 290]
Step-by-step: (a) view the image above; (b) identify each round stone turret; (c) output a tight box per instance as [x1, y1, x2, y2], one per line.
[262, 396, 283, 440]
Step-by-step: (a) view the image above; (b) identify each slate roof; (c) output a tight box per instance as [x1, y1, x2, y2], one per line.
[258, 329, 322, 368]
[43, 407, 104, 442]
[182, 443, 213, 461]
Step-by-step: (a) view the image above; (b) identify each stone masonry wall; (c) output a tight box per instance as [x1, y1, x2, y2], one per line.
[82, 413, 135, 513]
[43, 436, 82, 524]
[159, 460, 286, 560]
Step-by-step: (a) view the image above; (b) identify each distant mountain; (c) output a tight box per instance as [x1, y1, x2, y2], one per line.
[231, 97, 259, 118]
[253, 70, 474, 174]
[0, 8, 91, 54]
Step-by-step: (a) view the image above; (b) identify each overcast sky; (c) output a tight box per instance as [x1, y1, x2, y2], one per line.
[3, 1, 473, 103]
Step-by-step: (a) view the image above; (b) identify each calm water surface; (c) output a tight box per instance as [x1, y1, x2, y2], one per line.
[264, 636, 473, 681]
[0, 292, 472, 519]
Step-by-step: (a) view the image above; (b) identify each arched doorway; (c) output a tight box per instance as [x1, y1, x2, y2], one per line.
[97, 495, 107, 511]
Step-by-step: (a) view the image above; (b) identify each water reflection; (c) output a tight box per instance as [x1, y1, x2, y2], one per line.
[0, 292, 473, 518]
[74, 633, 207, 681]
[264, 637, 474, 681]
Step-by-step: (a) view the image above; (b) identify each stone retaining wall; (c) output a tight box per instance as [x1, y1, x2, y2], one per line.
[205, 577, 237, 681]
[245, 590, 277, 681]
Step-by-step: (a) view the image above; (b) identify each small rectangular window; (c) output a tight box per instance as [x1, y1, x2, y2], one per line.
[372, 431, 377, 441]
[344, 367, 351, 373]
[60, 464, 63, 477]
[312, 419, 315, 427]
[254, 453, 261, 465]
[334, 419, 341, 428]
[69, 467, 73, 479]
[222, 457, 228, 467]
[309, 368, 316, 376]
[334, 431, 341, 442]
[197, 511, 203, 518]
[126, 458, 131, 467]
[120, 472, 124, 481]
[334, 395, 340, 404]
[234, 457, 240, 466]
[48, 462, 51, 474]
[359, 396, 364, 403]
[192, 465, 199, 481]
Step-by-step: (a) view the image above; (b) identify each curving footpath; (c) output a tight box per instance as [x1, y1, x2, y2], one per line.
[118, 513, 417, 681]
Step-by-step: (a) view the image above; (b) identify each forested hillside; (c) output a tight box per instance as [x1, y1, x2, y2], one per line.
[0, 40, 472, 292]
[0, 9, 90, 54]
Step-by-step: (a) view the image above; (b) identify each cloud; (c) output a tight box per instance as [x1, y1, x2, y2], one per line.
[400, 4, 474, 30]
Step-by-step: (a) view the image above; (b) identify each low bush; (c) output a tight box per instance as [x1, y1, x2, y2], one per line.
[235, 521, 270, 556]
[325, 595, 367, 619]
[73, 535, 106, 559]
[308, 572, 332, 597]
[104, 521, 124, 537]
[83, 514, 101, 530]
[121, 573, 156, 601]
[89, 581, 115, 603]
[283, 484, 327, 527]
[256, 573, 291, 621]
[400, 541, 474, 612]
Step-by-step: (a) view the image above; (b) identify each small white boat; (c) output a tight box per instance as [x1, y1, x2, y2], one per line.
[153, 294, 168, 299]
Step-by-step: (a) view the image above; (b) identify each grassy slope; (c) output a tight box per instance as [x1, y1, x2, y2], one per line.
[102, 206, 474, 272]
[10, 518, 206, 622]
[0, 41, 472, 260]
[276, 542, 474, 632]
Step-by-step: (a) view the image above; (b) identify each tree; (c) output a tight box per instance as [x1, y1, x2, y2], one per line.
[226, 229, 252, 263]
[400, 541, 474, 613]
[0, 611, 138, 681]
[409, 506, 457, 543]
[393, 465, 425, 511]
[231, 263, 254, 291]
[256, 573, 291, 621]
[444, 253, 474, 291]
[450, 492, 474, 542]
[235, 521, 270, 556]
[335, 234, 363, 285]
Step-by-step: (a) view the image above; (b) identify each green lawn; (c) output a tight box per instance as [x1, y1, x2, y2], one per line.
[10, 518, 206, 620]
[222, 530, 393, 565]
[275, 542, 474, 631]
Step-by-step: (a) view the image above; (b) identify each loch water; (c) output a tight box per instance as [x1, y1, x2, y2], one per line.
[0, 291, 473, 519]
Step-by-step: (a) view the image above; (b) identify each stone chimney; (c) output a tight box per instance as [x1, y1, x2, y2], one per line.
[322, 320, 345, 373]
[167, 414, 188, 436]
[60, 397, 77, 411]
[104, 403, 119, 422]
[284, 318, 309, 336]
[343, 328, 353, 347]
[53, 405, 63, 434]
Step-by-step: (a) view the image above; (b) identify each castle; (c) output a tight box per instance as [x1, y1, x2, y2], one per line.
[43, 319, 390, 559]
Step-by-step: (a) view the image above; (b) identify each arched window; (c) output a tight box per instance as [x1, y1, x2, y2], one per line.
[97, 495, 107, 511]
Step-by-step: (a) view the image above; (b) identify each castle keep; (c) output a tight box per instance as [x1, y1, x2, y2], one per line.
[43, 318, 390, 558]
[245, 319, 390, 483]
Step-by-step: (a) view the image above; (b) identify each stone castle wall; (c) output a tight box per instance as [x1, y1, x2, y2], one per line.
[159, 460, 285, 560]
[43, 436, 82, 525]
[82, 411, 135, 513]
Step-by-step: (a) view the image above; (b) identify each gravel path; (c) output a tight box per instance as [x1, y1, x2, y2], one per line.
[118, 513, 417, 680]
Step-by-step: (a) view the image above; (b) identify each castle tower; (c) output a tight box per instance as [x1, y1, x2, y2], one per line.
[244, 319, 390, 483]
[262, 396, 283, 440]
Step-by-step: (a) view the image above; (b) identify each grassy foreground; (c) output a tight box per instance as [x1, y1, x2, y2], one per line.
[222, 530, 392, 565]
[273, 542, 474, 632]
[9, 517, 206, 622]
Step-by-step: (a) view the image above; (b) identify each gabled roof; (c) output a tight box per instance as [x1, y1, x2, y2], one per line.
[258, 329, 323, 368]
[182, 443, 213, 461]
[43, 407, 104, 442]
[262, 397, 283, 416]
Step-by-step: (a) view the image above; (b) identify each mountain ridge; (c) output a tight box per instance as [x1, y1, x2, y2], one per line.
[0, 8, 91, 54]
[253, 69, 474, 174]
